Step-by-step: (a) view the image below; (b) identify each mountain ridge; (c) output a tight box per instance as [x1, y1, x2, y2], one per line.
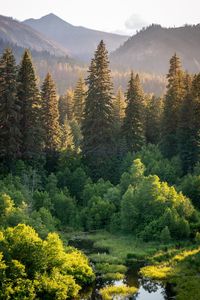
[0, 14, 68, 56]
[23, 13, 129, 61]
[110, 24, 200, 74]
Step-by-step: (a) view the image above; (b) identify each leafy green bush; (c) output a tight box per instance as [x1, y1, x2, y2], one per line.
[0, 224, 95, 299]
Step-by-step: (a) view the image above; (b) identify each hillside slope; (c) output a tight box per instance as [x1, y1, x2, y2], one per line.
[110, 24, 200, 74]
[24, 13, 128, 61]
[0, 15, 67, 56]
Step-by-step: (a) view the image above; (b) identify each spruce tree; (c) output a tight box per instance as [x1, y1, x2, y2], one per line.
[0, 48, 21, 164]
[161, 54, 185, 158]
[113, 87, 127, 158]
[177, 74, 195, 173]
[18, 50, 43, 163]
[113, 87, 126, 124]
[41, 73, 61, 154]
[82, 40, 114, 179]
[122, 72, 145, 152]
[58, 89, 74, 125]
[190, 74, 200, 169]
[145, 95, 163, 144]
[60, 119, 73, 150]
[73, 76, 86, 125]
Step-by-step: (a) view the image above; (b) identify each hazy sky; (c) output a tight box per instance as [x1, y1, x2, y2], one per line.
[0, 0, 199, 35]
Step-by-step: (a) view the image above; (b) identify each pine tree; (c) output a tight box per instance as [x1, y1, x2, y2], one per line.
[73, 76, 86, 125]
[41, 73, 61, 154]
[18, 50, 43, 163]
[0, 48, 21, 164]
[145, 95, 163, 144]
[82, 40, 114, 179]
[190, 74, 200, 168]
[60, 119, 73, 150]
[58, 89, 74, 125]
[122, 72, 145, 152]
[113, 87, 127, 158]
[177, 74, 195, 173]
[113, 87, 126, 124]
[161, 54, 185, 158]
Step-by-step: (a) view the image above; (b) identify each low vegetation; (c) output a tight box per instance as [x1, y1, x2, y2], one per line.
[0, 224, 94, 299]
[140, 246, 200, 300]
[99, 285, 138, 300]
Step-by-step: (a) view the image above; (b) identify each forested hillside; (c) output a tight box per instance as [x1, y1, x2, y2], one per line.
[111, 24, 200, 73]
[0, 37, 165, 96]
[1, 40, 200, 299]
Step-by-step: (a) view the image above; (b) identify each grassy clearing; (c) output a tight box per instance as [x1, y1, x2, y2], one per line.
[89, 253, 121, 264]
[85, 231, 176, 262]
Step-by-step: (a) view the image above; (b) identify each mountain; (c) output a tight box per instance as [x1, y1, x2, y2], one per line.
[0, 15, 166, 96]
[0, 15, 68, 56]
[23, 13, 129, 61]
[110, 24, 200, 74]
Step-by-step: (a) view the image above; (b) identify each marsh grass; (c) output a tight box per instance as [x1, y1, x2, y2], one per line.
[89, 253, 121, 264]
[99, 285, 138, 300]
[95, 263, 127, 274]
[140, 246, 200, 300]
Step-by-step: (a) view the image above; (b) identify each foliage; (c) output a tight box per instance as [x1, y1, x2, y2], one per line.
[140, 246, 200, 300]
[0, 224, 94, 299]
[120, 159, 194, 239]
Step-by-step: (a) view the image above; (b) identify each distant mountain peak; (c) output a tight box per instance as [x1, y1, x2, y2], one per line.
[45, 13, 57, 18]
[25, 13, 73, 26]
[23, 14, 128, 61]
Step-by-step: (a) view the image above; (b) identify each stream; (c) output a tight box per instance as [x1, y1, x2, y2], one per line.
[69, 237, 175, 300]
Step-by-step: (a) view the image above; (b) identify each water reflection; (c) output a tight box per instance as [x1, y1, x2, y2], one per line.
[80, 275, 171, 300]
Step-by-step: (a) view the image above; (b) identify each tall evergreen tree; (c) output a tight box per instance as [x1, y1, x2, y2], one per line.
[73, 76, 86, 125]
[0, 48, 21, 164]
[60, 119, 71, 150]
[177, 74, 195, 173]
[145, 95, 163, 144]
[161, 54, 185, 158]
[82, 40, 114, 179]
[41, 73, 61, 154]
[113, 87, 126, 124]
[122, 72, 145, 152]
[18, 50, 43, 163]
[189, 74, 200, 169]
[113, 87, 127, 158]
[58, 89, 74, 125]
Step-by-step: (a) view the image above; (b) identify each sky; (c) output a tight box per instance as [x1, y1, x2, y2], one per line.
[0, 0, 200, 35]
